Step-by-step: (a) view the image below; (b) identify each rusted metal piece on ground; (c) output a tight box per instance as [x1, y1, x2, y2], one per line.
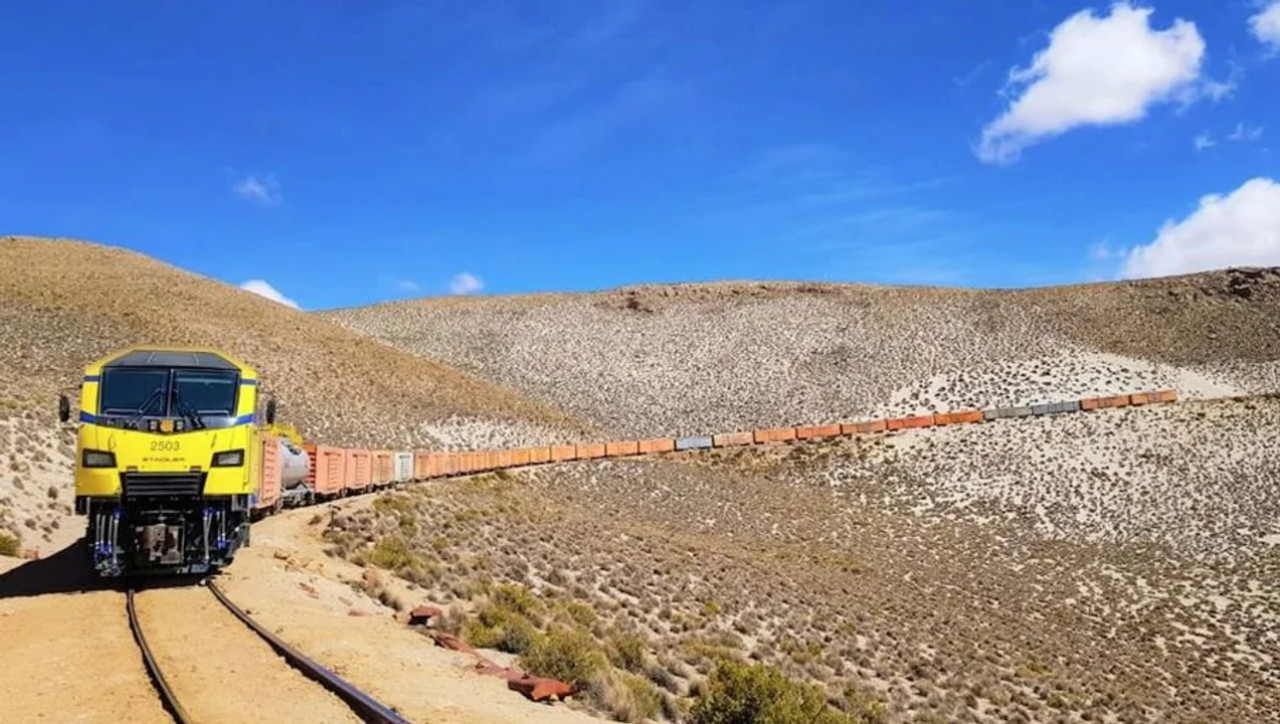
[428, 630, 476, 655]
[508, 674, 578, 702]
[473, 658, 523, 681]
[408, 605, 443, 626]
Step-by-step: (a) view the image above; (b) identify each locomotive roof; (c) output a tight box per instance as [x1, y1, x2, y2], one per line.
[104, 349, 238, 369]
[84, 346, 257, 378]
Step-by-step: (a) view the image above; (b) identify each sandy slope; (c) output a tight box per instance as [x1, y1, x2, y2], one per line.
[0, 236, 581, 450]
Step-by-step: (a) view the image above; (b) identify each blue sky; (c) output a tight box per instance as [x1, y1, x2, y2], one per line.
[2, 1, 1277, 309]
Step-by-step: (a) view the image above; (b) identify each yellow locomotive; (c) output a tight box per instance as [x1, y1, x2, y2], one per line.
[61, 346, 282, 577]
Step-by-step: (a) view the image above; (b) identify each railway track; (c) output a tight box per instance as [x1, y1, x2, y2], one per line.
[126, 582, 411, 724]
[126, 588, 192, 723]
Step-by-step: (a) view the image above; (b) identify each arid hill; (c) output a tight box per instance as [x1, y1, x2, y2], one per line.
[0, 236, 581, 449]
[322, 270, 1280, 438]
[326, 395, 1280, 722]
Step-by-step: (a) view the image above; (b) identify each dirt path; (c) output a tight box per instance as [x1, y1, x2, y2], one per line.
[0, 588, 170, 723]
[133, 585, 362, 724]
[216, 507, 599, 724]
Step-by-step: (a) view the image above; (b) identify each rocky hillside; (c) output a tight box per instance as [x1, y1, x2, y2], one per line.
[322, 270, 1280, 438]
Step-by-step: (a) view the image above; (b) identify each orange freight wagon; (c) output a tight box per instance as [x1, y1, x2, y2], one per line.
[312, 445, 346, 499]
[550, 444, 577, 462]
[637, 438, 676, 454]
[576, 442, 606, 459]
[604, 441, 640, 457]
[346, 449, 372, 493]
[252, 433, 282, 514]
[373, 450, 393, 488]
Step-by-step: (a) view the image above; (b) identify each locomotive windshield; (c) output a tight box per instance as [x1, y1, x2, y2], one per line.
[99, 368, 170, 415]
[171, 369, 238, 416]
[98, 367, 239, 421]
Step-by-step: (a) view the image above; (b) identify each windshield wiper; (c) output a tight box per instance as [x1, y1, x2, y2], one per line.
[122, 387, 167, 429]
[171, 388, 206, 430]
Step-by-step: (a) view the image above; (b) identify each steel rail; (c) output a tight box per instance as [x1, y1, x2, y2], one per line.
[126, 588, 193, 724]
[206, 581, 411, 724]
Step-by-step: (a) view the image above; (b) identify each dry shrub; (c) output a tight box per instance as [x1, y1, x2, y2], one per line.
[607, 630, 649, 673]
[589, 669, 662, 723]
[0, 529, 19, 557]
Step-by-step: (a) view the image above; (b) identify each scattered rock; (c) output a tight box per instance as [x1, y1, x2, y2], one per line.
[408, 605, 443, 626]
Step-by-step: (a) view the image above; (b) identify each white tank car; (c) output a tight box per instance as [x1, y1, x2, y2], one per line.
[279, 439, 312, 506]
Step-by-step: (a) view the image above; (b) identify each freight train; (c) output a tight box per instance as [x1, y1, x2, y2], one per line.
[63, 346, 1180, 579]
[62, 345, 416, 578]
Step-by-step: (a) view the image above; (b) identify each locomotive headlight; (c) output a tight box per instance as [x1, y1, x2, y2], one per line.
[212, 449, 244, 467]
[82, 449, 116, 468]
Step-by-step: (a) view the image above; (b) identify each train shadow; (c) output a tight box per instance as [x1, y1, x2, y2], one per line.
[0, 538, 108, 599]
[0, 538, 210, 599]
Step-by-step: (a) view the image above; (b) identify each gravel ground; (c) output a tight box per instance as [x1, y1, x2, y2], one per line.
[0, 416, 79, 557]
[323, 271, 1280, 438]
[133, 586, 362, 724]
[833, 396, 1280, 559]
[0, 590, 171, 723]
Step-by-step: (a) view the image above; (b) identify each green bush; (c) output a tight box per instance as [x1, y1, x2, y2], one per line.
[0, 530, 19, 557]
[561, 600, 598, 628]
[462, 598, 540, 654]
[367, 535, 418, 571]
[689, 660, 861, 724]
[490, 583, 541, 617]
[518, 627, 609, 689]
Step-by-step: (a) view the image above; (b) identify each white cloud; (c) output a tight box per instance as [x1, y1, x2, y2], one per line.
[1251, 1, 1280, 51]
[1121, 177, 1280, 278]
[1227, 122, 1264, 142]
[448, 272, 484, 295]
[977, 3, 1207, 164]
[232, 174, 282, 206]
[394, 279, 421, 293]
[1193, 133, 1215, 151]
[1089, 240, 1123, 261]
[240, 279, 300, 309]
